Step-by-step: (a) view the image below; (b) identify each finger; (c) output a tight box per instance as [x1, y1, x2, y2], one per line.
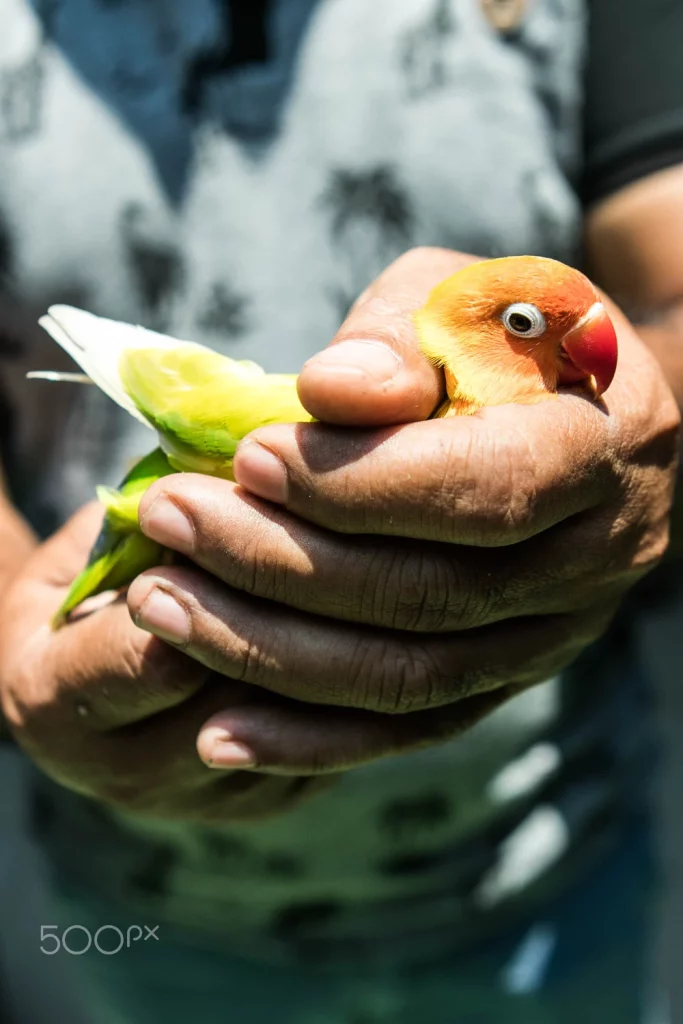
[138, 475, 632, 632]
[196, 683, 524, 775]
[232, 396, 615, 544]
[0, 505, 210, 733]
[296, 248, 473, 426]
[235, 303, 673, 544]
[127, 565, 610, 713]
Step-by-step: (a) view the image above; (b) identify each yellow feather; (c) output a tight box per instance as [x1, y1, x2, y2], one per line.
[119, 345, 312, 472]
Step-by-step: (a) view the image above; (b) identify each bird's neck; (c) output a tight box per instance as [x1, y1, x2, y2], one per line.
[442, 347, 556, 413]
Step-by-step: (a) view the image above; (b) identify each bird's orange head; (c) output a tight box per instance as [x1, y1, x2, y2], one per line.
[414, 256, 618, 415]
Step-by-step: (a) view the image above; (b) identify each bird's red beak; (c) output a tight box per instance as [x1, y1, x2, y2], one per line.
[559, 302, 618, 397]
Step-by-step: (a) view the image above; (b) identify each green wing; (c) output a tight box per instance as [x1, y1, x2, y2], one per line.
[89, 447, 176, 558]
[53, 448, 176, 628]
[53, 347, 314, 628]
[52, 532, 164, 629]
[119, 346, 312, 474]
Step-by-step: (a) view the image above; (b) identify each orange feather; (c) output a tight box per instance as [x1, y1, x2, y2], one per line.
[414, 256, 606, 416]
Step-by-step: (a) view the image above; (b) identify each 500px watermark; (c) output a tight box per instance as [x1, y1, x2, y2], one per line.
[40, 924, 159, 955]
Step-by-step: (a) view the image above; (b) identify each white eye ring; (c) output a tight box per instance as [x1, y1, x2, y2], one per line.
[502, 303, 547, 339]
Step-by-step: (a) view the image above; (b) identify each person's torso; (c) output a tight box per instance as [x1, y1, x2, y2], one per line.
[0, 0, 650, 962]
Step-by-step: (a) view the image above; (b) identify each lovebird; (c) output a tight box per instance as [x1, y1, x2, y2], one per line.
[33, 256, 617, 628]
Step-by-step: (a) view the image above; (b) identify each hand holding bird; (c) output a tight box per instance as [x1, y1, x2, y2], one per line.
[4, 247, 675, 806]
[35, 255, 617, 627]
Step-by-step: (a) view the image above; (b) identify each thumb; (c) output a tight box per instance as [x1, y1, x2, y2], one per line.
[297, 247, 477, 426]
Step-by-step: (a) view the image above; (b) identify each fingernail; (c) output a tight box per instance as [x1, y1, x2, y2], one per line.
[204, 730, 257, 769]
[305, 340, 402, 382]
[233, 441, 288, 504]
[135, 587, 190, 645]
[140, 497, 195, 552]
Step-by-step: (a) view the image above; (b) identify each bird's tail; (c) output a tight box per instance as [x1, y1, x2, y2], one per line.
[52, 531, 164, 629]
[52, 447, 177, 629]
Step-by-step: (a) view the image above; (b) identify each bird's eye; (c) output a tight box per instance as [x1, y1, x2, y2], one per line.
[502, 303, 547, 339]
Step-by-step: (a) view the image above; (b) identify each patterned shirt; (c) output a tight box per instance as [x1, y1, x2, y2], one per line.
[0, 0, 681, 965]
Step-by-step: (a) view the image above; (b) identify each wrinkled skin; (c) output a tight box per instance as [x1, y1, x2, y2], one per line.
[0, 248, 678, 820]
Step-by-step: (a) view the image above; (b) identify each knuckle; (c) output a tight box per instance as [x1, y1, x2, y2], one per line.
[353, 639, 446, 714]
[628, 518, 671, 576]
[490, 437, 538, 537]
[595, 500, 672, 588]
[338, 294, 412, 347]
[352, 295, 404, 323]
[236, 532, 283, 603]
[356, 545, 398, 625]
[379, 546, 485, 632]
[231, 633, 262, 683]
[398, 552, 453, 632]
[352, 248, 466, 325]
[657, 388, 681, 441]
[229, 622, 284, 687]
[246, 533, 311, 610]
[439, 429, 537, 543]
[616, 359, 680, 479]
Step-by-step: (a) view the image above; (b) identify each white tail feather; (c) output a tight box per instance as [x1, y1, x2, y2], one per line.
[38, 306, 192, 429]
[26, 371, 93, 383]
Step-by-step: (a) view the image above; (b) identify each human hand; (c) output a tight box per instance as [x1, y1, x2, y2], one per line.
[0, 505, 336, 820]
[0, 500, 510, 809]
[125, 248, 679, 771]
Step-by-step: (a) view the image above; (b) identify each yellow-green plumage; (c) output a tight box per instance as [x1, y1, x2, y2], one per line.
[53, 447, 175, 627]
[38, 257, 613, 628]
[44, 327, 312, 628]
[120, 346, 309, 474]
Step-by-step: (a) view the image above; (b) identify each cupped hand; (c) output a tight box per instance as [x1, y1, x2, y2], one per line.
[126, 248, 679, 770]
[0, 505, 335, 819]
[0, 501, 509, 812]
